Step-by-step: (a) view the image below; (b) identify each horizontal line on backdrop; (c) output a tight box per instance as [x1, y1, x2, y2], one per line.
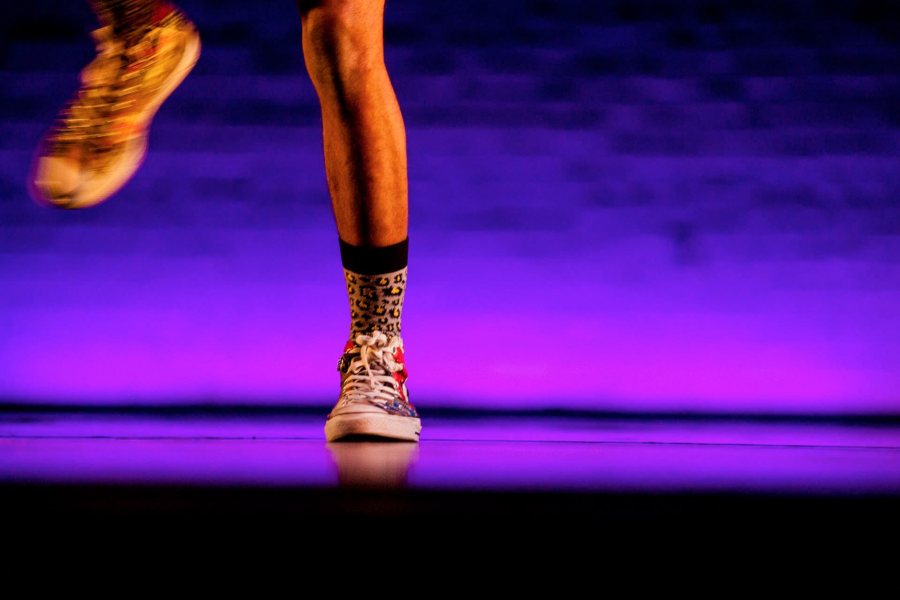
[1, 402, 899, 425]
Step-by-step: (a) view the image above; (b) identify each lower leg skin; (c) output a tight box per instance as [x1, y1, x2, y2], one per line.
[303, 1, 418, 440]
[297, 0, 409, 248]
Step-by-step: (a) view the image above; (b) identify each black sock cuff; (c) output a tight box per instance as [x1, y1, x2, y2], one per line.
[339, 236, 408, 275]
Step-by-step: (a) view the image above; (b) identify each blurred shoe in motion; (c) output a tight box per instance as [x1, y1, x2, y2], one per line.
[28, 5, 200, 209]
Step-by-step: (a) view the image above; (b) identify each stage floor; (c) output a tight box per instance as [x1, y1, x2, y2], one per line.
[3, 411, 900, 491]
[3, 410, 900, 542]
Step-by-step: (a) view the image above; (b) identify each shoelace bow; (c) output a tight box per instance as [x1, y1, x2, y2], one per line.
[340, 331, 405, 406]
[52, 25, 157, 148]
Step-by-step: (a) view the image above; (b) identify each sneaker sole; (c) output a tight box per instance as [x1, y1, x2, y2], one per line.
[325, 412, 422, 443]
[27, 20, 202, 209]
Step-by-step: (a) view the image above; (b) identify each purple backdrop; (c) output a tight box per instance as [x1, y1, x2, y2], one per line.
[1, 1, 899, 415]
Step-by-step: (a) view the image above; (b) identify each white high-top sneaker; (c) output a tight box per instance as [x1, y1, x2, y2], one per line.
[325, 330, 421, 443]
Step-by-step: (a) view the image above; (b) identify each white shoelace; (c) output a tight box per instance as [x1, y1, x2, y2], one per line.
[340, 331, 404, 406]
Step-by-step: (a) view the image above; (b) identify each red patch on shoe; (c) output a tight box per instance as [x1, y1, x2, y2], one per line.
[393, 377, 408, 403]
[152, 3, 176, 23]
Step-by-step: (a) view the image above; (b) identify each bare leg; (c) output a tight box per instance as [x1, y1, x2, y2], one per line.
[297, 0, 408, 247]
[300, 0, 419, 442]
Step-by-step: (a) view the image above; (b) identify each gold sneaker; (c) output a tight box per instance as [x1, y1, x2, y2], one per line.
[28, 7, 201, 209]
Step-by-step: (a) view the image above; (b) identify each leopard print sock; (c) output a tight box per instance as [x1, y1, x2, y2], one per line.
[344, 266, 407, 338]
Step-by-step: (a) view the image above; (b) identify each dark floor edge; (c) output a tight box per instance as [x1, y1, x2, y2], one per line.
[1, 401, 900, 425]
